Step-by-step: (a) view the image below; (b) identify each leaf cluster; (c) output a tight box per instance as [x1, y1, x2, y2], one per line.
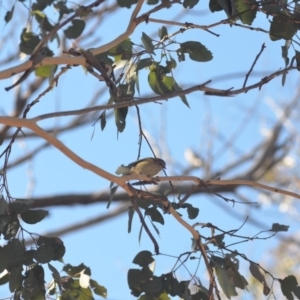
[0, 195, 108, 300]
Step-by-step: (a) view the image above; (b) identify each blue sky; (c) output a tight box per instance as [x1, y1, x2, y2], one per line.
[0, 1, 300, 299]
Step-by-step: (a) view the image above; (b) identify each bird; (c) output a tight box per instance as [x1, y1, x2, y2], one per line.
[5, 47, 49, 91]
[116, 157, 166, 177]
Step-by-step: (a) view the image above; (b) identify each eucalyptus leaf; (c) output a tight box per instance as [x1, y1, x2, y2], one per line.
[128, 206, 134, 233]
[178, 41, 213, 62]
[235, 0, 257, 25]
[158, 26, 168, 40]
[117, 0, 138, 8]
[21, 209, 48, 224]
[90, 279, 107, 297]
[64, 19, 85, 39]
[100, 111, 106, 131]
[183, 0, 199, 9]
[133, 250, 154, 267]
[270, 15, 297, 40]
[145, 206, 164, 224]
[4, 5, 15, 24]
[141, 32, 155, 54]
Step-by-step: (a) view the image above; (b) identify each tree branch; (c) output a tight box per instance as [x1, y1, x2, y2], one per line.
[0, 0, 144, 81]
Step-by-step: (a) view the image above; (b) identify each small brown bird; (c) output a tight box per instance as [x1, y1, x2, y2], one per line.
[116, 157, 166, 177]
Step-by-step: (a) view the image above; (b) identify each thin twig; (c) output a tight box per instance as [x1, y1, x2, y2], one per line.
[135, 105, 143, 160]
[23, 65, 298, 122]
[130, 194, 160, 254]
[158, 177, 300, 200]
[243, 43, 266, 88]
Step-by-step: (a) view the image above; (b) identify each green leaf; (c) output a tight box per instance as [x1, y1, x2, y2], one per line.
[0, 214, 10, 232]
[9, 199, 33, 214]
[0, 272, 9, 285]
[178, 280, 192, 299]
[13, 289, 22, 300]
[162, 273, 182, 297]
[165, 56, 177, 72]
[182, 203, 199, 219]
[158, 26, 168, 40]
[145, 206, 164, 225]
[281, 42, 290, 86]
[114, 107, 128, 133]
[271, 223, 289, 232]
[3, 239, 24, 270]
[0, 196, 8, 214]
[217, 0, 238, 18]
[294, 286, 300, 299]
[210, 255, 225, 268]
[99, 111, 106, 131]
[33, 11, 55, 31]
[37, 236, 65, 261]
[54, 1, 74, 20]
[280, 275, 299, 300]
[127, 269, 143, 297]
[150, 220, 160, 236]
[178, 41, 213, 62]
[295, 50, 300, 71]
[136, 198, 153, 210]
[94, 52, 114, 66]
[23, 250, 36, 266]
[107, 184, 118, 208]
[282, 44, 289, 67]
[3, 218, 20, 240]
[61, 279, 93, 300]
[141, 32, 155, 54]
[249, 263, 270, 295]
[183, 0, 199, 9]
[23, 265, 45, 300]
[215, 265, 238, 298]
[117, 0, 138, 8]
[48, 263, 62, 292]
[118, 82, 135, 98]
[261, 0, 282, 14]
[32, 0, 54, 11]
[128, 206, 134, 233]
[21, 209, 48, 224]
[19, 29, 41, 55]
[173, 81, 189, 108]
[133, 250, 154, 267]
[64, 19, 85, 39]
[90, 279, 107, 298]
[235, 0, 257, 25]
[209, 0, 223, 12]
[0, 247, 7, 273]
[34, 244, 55, 263]
[143, 276, 162, 293]
[270, 14, 297, 41]
[4, 5, 15, 24]
[63, 263, 88, 276]
[147, 0, 158, 4]
[9, 265, 23, 292]
[138, 224, 143, 246]
[136, 58, 153, 71]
